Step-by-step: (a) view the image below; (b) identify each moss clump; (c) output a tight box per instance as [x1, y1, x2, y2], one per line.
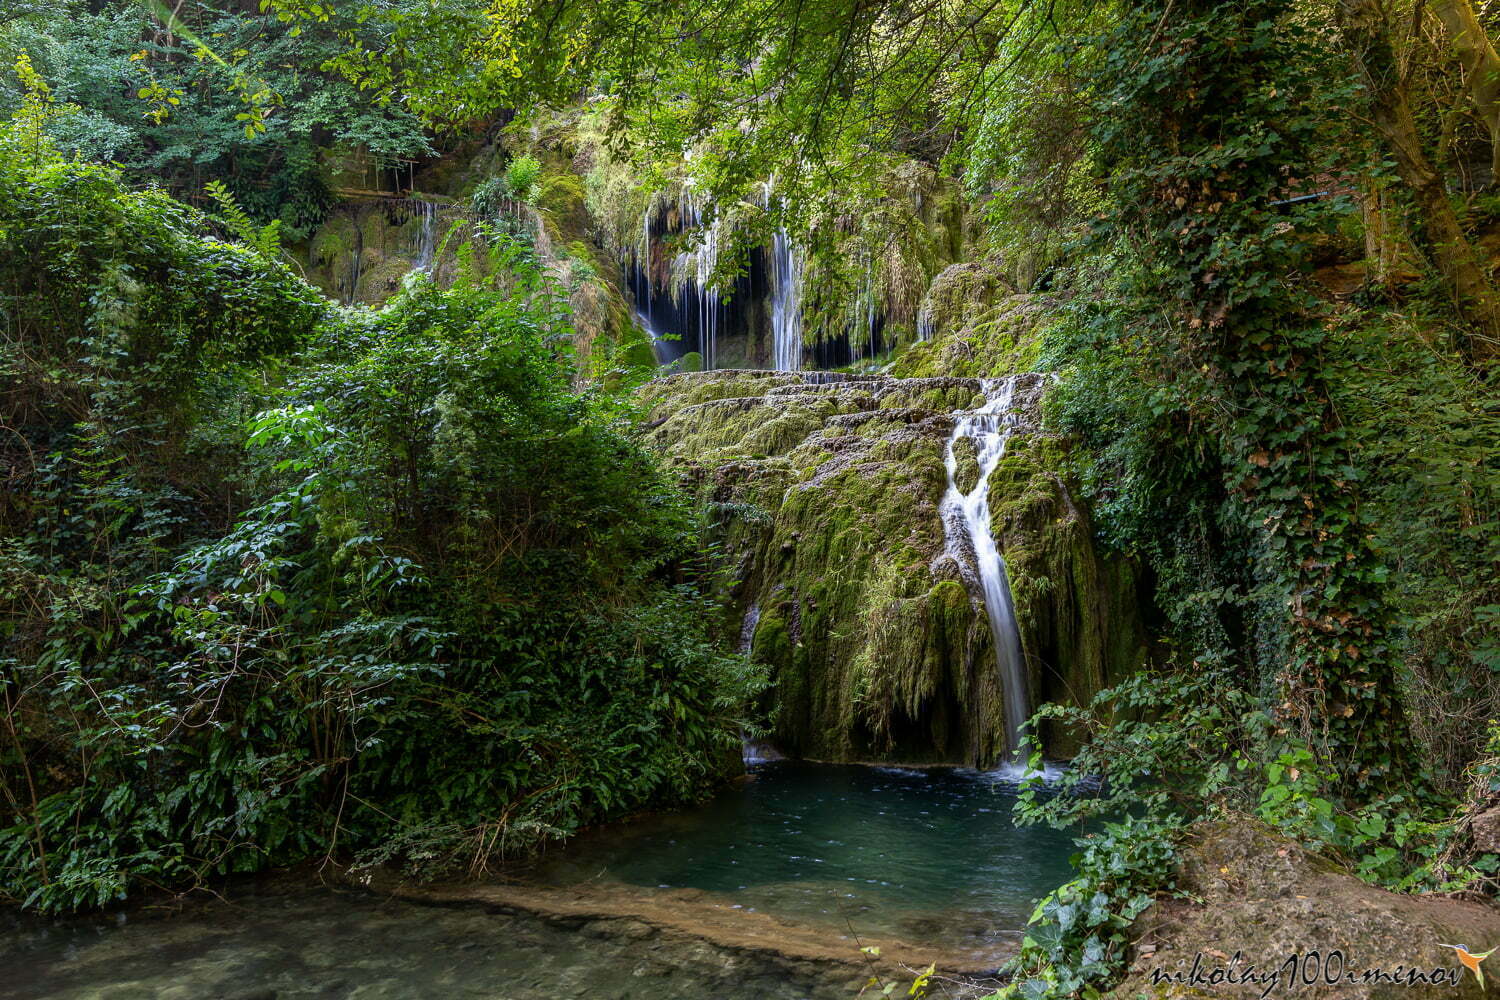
[537, 168, 591, 245]
[892, 293, 1049, 379]
[986, 433, 1148, 755]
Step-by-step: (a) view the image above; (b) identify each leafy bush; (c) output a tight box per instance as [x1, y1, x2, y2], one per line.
[998, 663, 1491, 997]
[0, 121, 761, 913]
[505, 153, 542, 203]
[472, 154, 544, 219]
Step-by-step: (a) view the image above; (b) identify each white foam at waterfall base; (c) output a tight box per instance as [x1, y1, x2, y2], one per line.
[940, 377, 1031, 762]
[980, 759, 1068, 786]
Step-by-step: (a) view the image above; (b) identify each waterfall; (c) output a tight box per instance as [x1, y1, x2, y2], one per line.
[413, 200, 437, 271]
[634, 179, 810, 372]
[639, 207, 652, 316]
[916, 301, 934, 342]
[635, 311, 666, 365]
[346, 249, 362, 305]
[762, 179, 804, 372]
[630, 189, 726, 370]
[672, 186, 724, 370]
[768, 228, 803, 371]
[940, 377, 1030, 761]
[736, 602, 783, 763]
[737, 602, 761, 654]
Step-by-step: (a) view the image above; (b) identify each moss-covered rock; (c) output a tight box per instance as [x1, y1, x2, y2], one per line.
[640, 368, 1146, 765]
[297, 198, 462, 305]
[892, 292, 1049, 379]
[295, 138, 644, 373]
[988, 433, 1148, 755]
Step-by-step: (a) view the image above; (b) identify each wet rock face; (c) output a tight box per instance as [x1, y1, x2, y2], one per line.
[301, 200, 453, 305]
[1118, 819, 1500, 1000]
[639, 370, 1147, 766]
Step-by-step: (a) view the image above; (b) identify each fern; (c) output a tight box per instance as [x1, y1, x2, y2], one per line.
[204, 179, 283, 260]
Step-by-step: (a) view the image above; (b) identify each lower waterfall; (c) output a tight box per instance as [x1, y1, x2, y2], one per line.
[940, 377, 1030, 760]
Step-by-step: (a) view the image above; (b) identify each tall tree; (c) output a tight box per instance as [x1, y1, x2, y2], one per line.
[1089, 0, 1415, 787]
[1339, 0, 1500, 361]
[1429, 0, 1500, 177]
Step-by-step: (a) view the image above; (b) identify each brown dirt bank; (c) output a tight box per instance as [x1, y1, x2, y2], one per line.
[1113, 819, 1500, 999]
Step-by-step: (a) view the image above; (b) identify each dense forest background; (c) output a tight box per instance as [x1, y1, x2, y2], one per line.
[1, 0, 1498, 997]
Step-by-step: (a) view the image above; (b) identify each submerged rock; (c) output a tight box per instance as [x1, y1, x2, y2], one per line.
[639, 368, 1147, 766]
[5, 878, 878, 1000]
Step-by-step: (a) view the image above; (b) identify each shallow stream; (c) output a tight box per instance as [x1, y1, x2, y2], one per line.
[3, 762, 1074, 1000]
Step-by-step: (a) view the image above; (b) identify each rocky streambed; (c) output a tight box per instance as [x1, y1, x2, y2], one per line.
[2, 881, 871, 1000]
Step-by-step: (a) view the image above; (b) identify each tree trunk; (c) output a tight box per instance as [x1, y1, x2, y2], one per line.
[1361, 183, 1405, 285]
[1339, 0, 1500, 361]
[1429, 0, 1500, 182]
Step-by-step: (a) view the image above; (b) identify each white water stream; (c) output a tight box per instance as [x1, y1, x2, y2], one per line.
[413, 199, 437, 271]
[670, 187, 724, 370]
[940, 377, 1030, 760]
[768, 228, 803, 372]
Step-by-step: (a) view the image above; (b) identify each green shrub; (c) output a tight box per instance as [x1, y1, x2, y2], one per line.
[0, 121, 762, 914]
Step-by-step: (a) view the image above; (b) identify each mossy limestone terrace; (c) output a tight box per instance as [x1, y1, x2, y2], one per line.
[640, 368, 1147, 766]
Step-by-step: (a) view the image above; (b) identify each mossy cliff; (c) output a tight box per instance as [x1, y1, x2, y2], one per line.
[291, 108, 986, 372]
[294, 136, 651, 374]
[639, 367, 1147, 765]
[896, 286, 1049, 379]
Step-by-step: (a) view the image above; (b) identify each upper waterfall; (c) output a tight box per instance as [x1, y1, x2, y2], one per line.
[413, 199, 437, 272]
[769, 228, 804, 371]
[671, 187, 724, 370]
[940, 377, 1030, 760]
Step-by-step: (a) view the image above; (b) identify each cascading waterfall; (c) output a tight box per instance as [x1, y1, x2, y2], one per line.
[738, 602, 761, 655]
[761, 179, 805, 372]
[940, 377, 1030, 761]
[845, 259, 881, 366]
[638, 207, 653, 316]
[413, 200, 437, 271]
[346, 248, 362, 305]
[635, 310, 666, 364]
[768, 228, 804, 371]
[737, 602, 783, 763]
[916, 301, 934, 342]
[671, 186, 724, 370]
[630, 178, 813, 371]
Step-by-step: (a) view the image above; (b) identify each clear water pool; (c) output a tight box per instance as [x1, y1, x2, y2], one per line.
[3, 762, 1076, 999]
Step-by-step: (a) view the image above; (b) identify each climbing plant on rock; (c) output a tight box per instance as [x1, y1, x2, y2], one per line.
[1088, 0, 1412, 789]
